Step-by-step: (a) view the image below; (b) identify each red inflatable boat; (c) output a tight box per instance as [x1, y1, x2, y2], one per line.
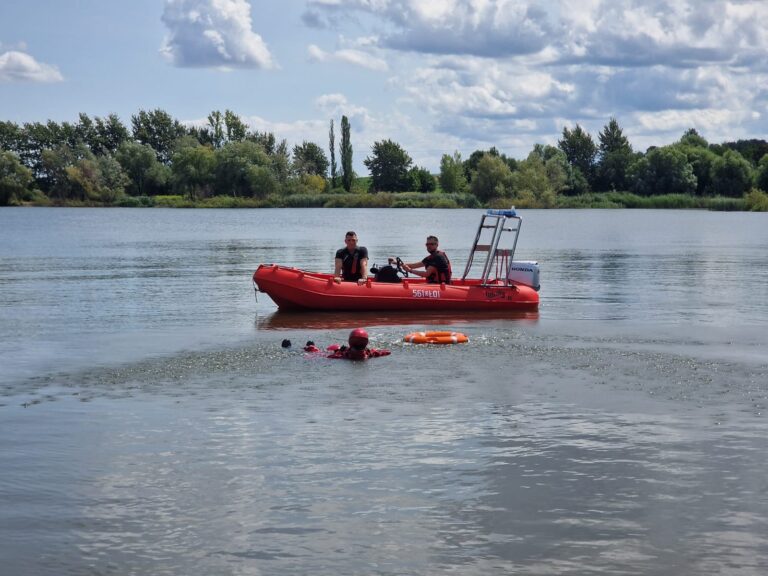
[253, 209, 540, 312]
[253, 265, 538, 311]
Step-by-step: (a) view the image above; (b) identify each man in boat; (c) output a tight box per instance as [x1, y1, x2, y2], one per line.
[334, 231, 369, 285]
[327, 328, 391, 360]
[400, 235, 452, 284]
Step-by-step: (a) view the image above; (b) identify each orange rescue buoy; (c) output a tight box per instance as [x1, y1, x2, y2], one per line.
[404, 331, 469, 345]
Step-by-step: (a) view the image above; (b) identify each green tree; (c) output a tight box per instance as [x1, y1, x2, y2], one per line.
[710, 149, 753, 198]
[224, 110, 248, 142]
[0, 121, 23, 154]
[300, 173, 326, 194]
[247, 165, 279, 199]
[116, 141, 170, 196]
[628, 146, 697, 196]
[171, 145, 216, 199]
[63, 152, 128, 203]
[470, 154, 513, 202]
[40, 144, 94, 199]
[509, 145, 564, 204]
[745, 187, 768, 211]
[95, 154, 130, 203]
[364, 139, 413, 192]
[718, 139, 768, 165]
[88, 114, 130, 155]
[328, 119, 337, 188]
[599, 118, 632, 153]
[439, 151, 468, 193]
[558, 124, 597, 190]
[0, 150, 34, 205]
[292, 141, 329, 177]
[409, 166, 436, 192]
[131, 109, 186, 164]
[510, 152, 552, 207]
[74, 113, 128, 156]
[214, 141, 271, 197]
[198, 109, 248, 148]
[64, 158, 102, 201]
[272, 139, 291, 186]
[679, 128, 708, 148]
[675, 144, 718, 195]
[247, 131, 276, 155]
[465, 148, 496, 182]
[596, 118, 633, 191]
[172, 134, 204, 155]
[206, 110, 225, 148]
[526, 143, 586, 196]
[756, 154, 768, 192]
[531, 145, 569, 198]
[340, 115, 353, 192]
[463, 147, 515, 183]
[75, 113, 99, 152]
[18, 122, 59, 186]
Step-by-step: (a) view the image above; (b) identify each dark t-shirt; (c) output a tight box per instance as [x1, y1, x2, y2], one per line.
[335, 246, 369, 281]
[422, 251, 451, 283]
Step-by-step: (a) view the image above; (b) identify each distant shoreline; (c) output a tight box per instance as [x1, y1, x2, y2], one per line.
[6, 192, 756, 211]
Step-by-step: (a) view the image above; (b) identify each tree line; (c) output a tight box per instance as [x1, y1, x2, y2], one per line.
[435, 121, 768, 209]
[0, 109, 358, 205]
[2, 109, 768, 210]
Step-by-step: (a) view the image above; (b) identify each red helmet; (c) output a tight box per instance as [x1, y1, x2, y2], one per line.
[348, 328, 369, 349]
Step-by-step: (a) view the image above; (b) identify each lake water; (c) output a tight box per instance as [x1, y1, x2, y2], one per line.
[1, 207, 767, 575]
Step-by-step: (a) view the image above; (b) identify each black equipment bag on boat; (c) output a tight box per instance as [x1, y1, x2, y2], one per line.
[372, 264, 401, 283]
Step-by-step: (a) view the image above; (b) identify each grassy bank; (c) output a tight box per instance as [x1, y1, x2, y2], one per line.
[107, 192, 483, 209]
[556, 192, 748, 211]
[12, 189, 768, 211]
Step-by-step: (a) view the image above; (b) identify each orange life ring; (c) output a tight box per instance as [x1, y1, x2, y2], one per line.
[403, 331, 468, 345]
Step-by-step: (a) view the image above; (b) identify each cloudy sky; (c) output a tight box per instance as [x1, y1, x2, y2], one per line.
[1, 0, 767, 171]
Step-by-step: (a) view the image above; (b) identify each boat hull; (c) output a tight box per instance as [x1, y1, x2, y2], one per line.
[253, 264, 539, 311]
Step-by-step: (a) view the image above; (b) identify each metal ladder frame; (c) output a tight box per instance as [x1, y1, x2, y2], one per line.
[461, 209, 523, 286]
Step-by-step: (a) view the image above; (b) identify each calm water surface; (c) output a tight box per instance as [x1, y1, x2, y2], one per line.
[1, 207, 767, 575]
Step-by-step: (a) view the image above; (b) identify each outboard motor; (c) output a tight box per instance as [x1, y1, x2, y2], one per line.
[507, 261, 540, 291]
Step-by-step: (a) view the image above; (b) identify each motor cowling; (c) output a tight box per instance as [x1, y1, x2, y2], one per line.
[507, 261, 540, 291]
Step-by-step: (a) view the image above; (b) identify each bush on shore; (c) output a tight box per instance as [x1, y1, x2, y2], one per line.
[745, 188, 768, 211]
[10, 189, 758, 211]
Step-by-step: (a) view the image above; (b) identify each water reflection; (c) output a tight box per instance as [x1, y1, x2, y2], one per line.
[3, 208, 768, 575]
[256, 309, 540, 330]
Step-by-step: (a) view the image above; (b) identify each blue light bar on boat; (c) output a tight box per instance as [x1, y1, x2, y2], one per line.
[486, 208, 517, 217]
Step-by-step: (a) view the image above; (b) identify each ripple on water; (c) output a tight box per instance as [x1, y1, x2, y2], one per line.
[2, 325, 767, 575]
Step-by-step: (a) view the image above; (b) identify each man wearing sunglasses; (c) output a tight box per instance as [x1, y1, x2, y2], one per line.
[334, 231, 369, 285]
[400, 235, 452, 284]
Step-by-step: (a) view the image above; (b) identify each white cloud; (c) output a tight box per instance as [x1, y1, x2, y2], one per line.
[403, 57, 574, 120]
[304, 0, 768, 67]
[314, 93, 372, 128]
[304, 0, 558, 57]
[160, 0, 274, 69]
[0, 50, 63, 83]
[307, 44, 388, 71]
[300, 1, 768, 158]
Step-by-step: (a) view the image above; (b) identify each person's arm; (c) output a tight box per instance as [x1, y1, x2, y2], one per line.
[334, 257, 343, 283]
[357, 257, 369, 285]
[407, 267, 429, 278]
[403, 260, 425, 273]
